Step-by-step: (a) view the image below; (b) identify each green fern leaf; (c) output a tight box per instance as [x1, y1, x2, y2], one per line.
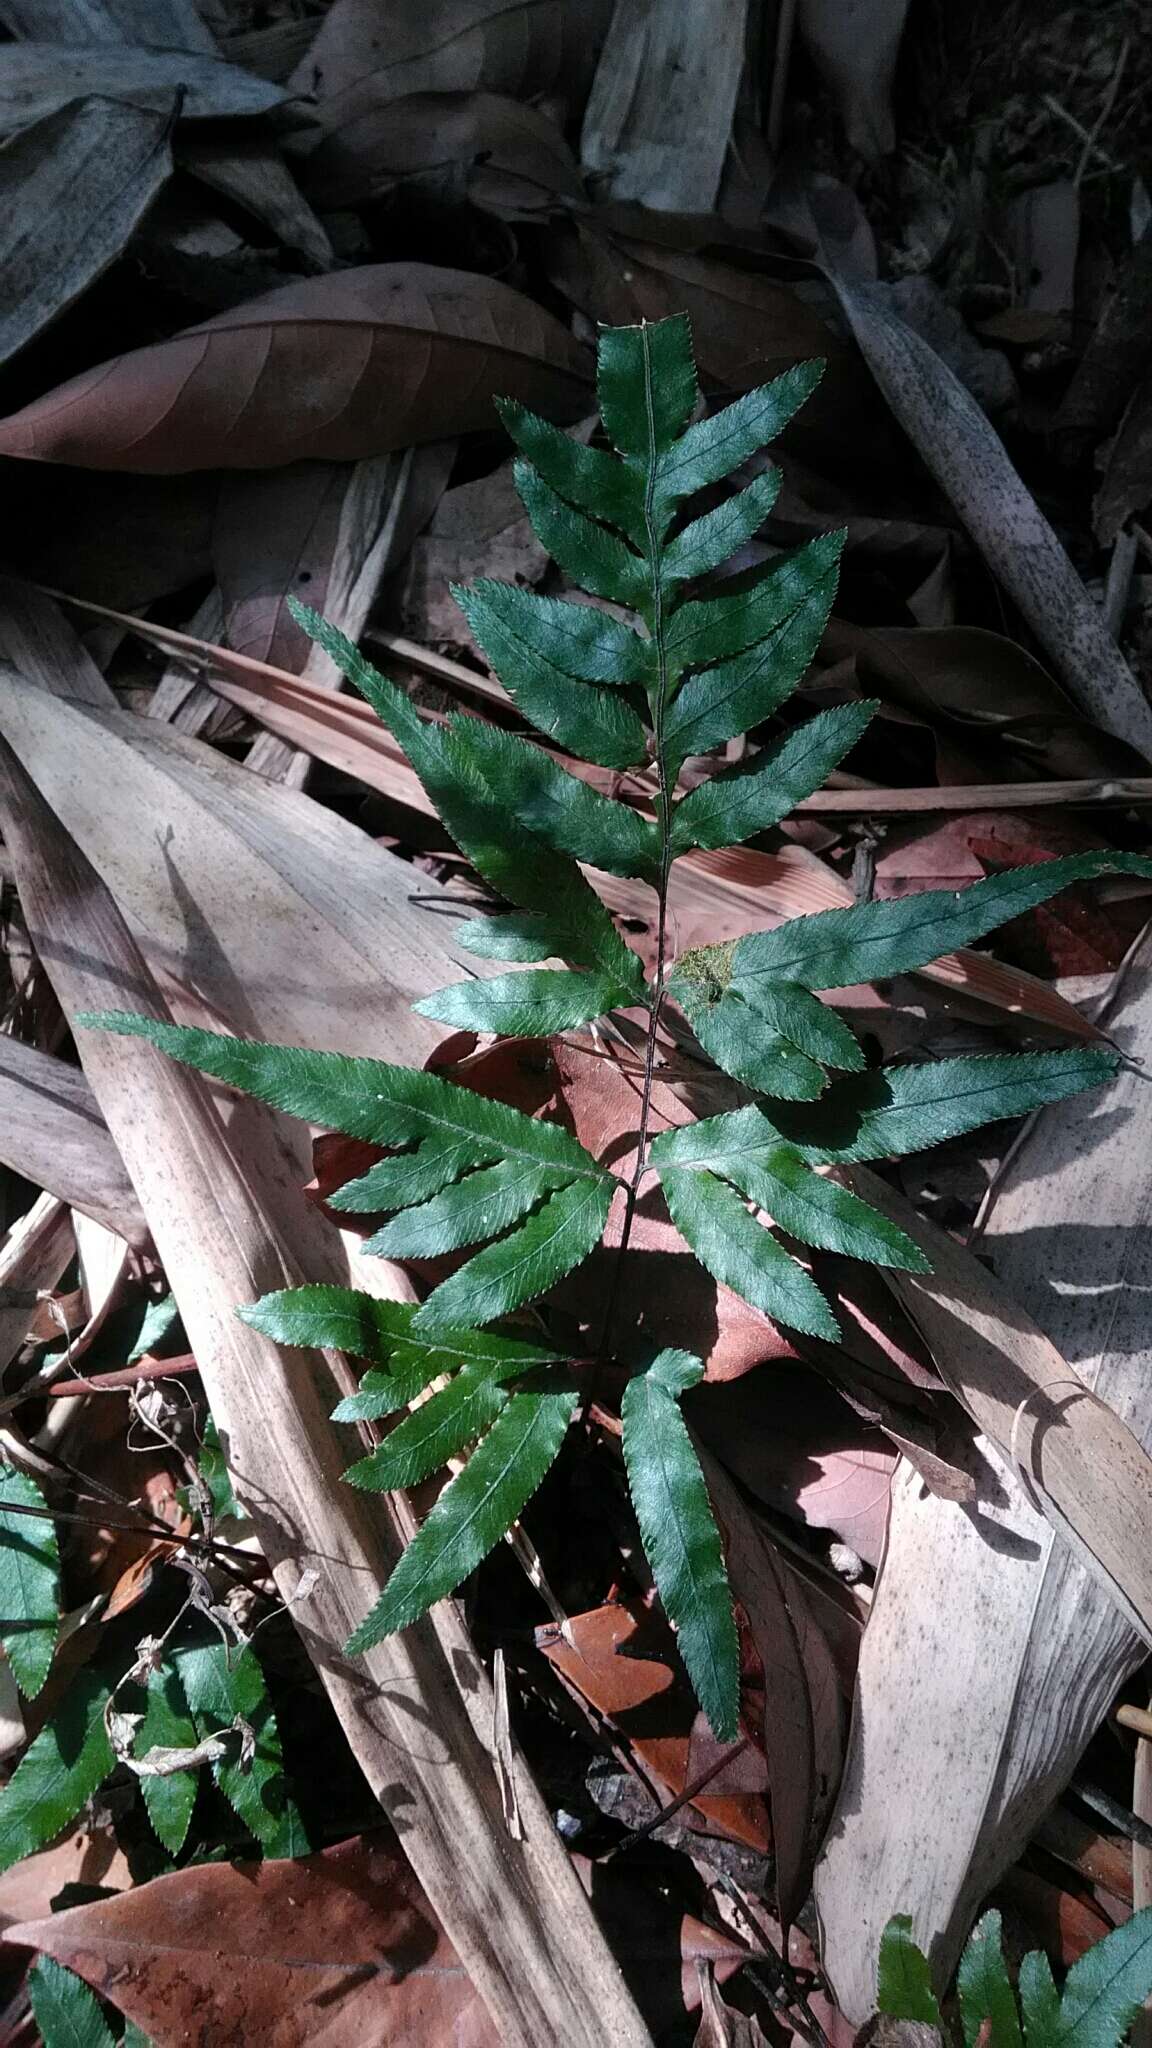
[876, 1915, 942, 2027]
[345, 1370, 511, 1492]
[346, 1390, 577, 1648]
[496, 396, 645, 540]
[1019, 1951, 1061, 2048]
[621, 1349, 739, 1741]
[670, 701, 877, 855]
[728, 853, 1152, 994]
[762, 1049, 1120, 1162]
[1053, 1905, 1152, 2048]
[449, 584, 648, 769]
[513, 460, 649, 607]
[664, 530, 846, 677]
[174, 1640, 284, 1847]
[597, 311, 699, 458]
[662, 566, 842, 764]
[454, 912, 571, 962]
[136, 1660, 200, 1856]
[412, 1175, 614, 1331]
[331, 1325, 564, 1424]
[957, 1911, 1022, 2048]
[654, 361, 825, 508]
[364, 1158, 573, 1257]
[454, 718, 660, 882]
[654, 1153, 838, 1339]
[239, 1285, 420, 1358]
[455, 580, 651, 686]
[413, 967, 633, 1036]
[662, 470, 782, 583]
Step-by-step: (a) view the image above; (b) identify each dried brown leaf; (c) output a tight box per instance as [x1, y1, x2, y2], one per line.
[307, 88, 585, 216]
[0, 264, 591, 472]
[0, 1037, 145, 1245]
[0, 43, 282, 132]
[293, 0, 612, 113]
[580, 0, 748, 215]
[796, 0, 911, 157]
[0, 0, 215, 48]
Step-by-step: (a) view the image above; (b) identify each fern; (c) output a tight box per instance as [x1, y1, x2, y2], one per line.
[81, 314, 1150, 1743]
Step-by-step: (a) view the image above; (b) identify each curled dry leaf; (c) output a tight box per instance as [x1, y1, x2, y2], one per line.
[177, 132, 335, 271]
[815, 929, 1152, 2018]
[0, 97, 172, 371]
[292, 0, 613, 115]
[306, 88, 586, 217]
[0, 264, 591, 472]
[0, 44, 283, 134]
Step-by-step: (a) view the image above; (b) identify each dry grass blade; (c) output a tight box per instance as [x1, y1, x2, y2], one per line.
[0, 743, 654, 2048]
[831, 278, 1152, 761]
[0, 0, 217, 49]
[815, 929, 1152, 2017]
[0, 1037, 146, 1245]
[0, 45, 282, 134]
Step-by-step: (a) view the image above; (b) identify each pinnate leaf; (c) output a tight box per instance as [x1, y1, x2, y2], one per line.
[654, 361, 825, 508]
[957, 1911, 1022, 2048]
[669, 701, 876, 855]
[1019, 1951, 1061, 2048]
[28, 1958, 116, 2048]
[1054, 1903, 1152, 2048]
[876, 1915, 942, 2026]
[0, 1664, 113, 1873]
[654, 1153, 838, 1339]
[454, 912, 569, 962]
[513, 460, 648, 607]
[662, 469, 782, 582]
[662, 567, 841, 763]
[332, 1325, 564, 1423]
[457, 718, 660, 882]
[730, 853, 1152, 994]
[344, 1368, 513, 1492]
[0, 1461, 59, 1698]
[456, 579, 650, 687]
[412, 1174, 614, 1331]
[665, 531, 845, 675]
[597, 311, 698, 458]
[82, 1015, 604, 1177]
[449, 583, 648, 770]
[621, 1349, 739, 1741]
[763, 1050, 1120, 1163]
[364, 1157, 571, 1257]
[413, 967, 631, 1036]
[239, 1285, 419, 1359]
[347, 1389, 577, 1649]
[496, 396, 644, 541]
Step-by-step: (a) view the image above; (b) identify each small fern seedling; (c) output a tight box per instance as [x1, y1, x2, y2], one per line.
[83, 315, 1152, 1741]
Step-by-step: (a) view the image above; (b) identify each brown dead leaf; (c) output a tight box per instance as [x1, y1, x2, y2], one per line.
[0, 0, 216, 49]
[693, 1962, 770, 2047]
[0, 264, 591, 472]
[307, 88, 586, 217]
[292, 0, 612, 114]
[0, 1036, 145, 1245]
[3, 1834, 501, 2047]
[539, 1598, 770, 1851]
[399, 456, 549, 643]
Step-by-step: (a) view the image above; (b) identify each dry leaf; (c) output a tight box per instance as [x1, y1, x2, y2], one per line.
[399, 456, 549, 643]
[0, 44, 283, 132]
[815, 932, 1152, 2017]
[177, 131, 334, 270]
[0, 1192, 74, 1375]
[694, 1962, 770, 2047]
[4, 1834, 501, 2047]
[796, 0, 912, 157]
[0, 265, 591, 472]
[306, 88, 586, 217]
[0, 97, 172, 370]
[0, 1036, 146, 1245]
[0, 0, 216, 49]
[830, 277, 1152, 760]
[1095, 370, 1152, 543]
[0, 733, 652, 2048]
[292, 0, 612, 115]
[580, 0, 748, 215]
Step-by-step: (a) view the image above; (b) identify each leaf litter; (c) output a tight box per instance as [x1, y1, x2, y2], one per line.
[2, 1, 1152, 2042]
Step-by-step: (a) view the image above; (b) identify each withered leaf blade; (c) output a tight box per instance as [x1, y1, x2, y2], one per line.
[0, 1037, 145, 1245]
[0, 96, 172, 371]
[0, 44, 284, 134]
[0, 0, 216, 49]
[292, 0, 613, 114]
[0, 264, 591, 472]
[307, 87, 586, 216]
[580, 0, 748, 214]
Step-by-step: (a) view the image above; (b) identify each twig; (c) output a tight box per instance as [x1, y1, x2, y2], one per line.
[601, 1737, 751, 1859]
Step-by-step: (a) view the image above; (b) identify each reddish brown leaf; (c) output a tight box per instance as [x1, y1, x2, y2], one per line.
[0, 265, 590, 472]
[3, 1836, 500, 2047]
[539, 1599, 771, 1852]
